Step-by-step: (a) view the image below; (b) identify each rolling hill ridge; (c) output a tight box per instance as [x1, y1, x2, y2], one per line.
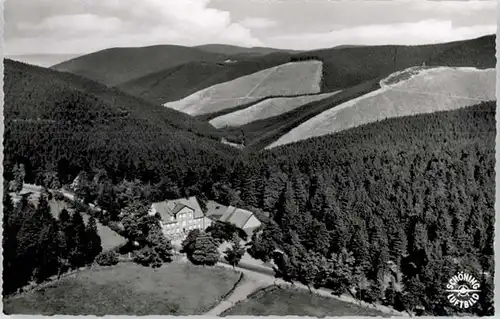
[4, 59, 238, 185]
[51, 45, 229, 87]
[117, 34, 494, 105]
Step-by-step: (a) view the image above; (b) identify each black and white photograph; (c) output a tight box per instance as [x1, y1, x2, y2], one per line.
[2, 0, 497, 316]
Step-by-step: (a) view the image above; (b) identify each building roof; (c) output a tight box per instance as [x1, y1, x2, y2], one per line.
[219, 206, 255, 229]
[151, 197, 204, 223]
[205, 200, 229, 219]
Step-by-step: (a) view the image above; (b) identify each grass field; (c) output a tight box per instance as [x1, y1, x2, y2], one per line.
[164, 61, 323, 116]
[4, 263, 241, 315]
[217, 77, 382, 151]
[268, 67, 496, 148]
[221, 286, 389, 317]
[209, 91, 339, 128]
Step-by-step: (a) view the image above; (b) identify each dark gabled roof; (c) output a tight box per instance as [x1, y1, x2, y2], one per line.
[205, 200, 228, 218]
[151, 196, 204, 223]
[219, 206, 254, 229]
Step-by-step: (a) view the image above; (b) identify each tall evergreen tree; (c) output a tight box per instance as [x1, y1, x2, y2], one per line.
[224, 235, 245, 268]
[85, 216, 102, 264]
[68, 210, 87, 268]
[181, 228, 201, 258]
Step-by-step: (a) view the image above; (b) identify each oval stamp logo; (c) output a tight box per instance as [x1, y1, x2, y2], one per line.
[445, 272, 481, 309]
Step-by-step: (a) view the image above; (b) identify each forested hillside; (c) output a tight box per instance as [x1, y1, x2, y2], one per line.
[117, 53, 292, 104]
[17, 97, 493, 316]
[235, 101, 495, 316]
[4, 59, 238, 188]
[51, 45, 228, 86]
[216, 78, 382, 150]
[306, 34, 495, 92]
[118, 35, 494, 106]
[3, 192, 103, 295]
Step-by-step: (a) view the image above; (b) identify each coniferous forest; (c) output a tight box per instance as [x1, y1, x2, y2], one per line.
[2, 56, 495, 316]
[3, 190, 102, 295]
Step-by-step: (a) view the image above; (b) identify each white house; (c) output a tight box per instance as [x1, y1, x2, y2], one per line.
[149, 197, 213, 240]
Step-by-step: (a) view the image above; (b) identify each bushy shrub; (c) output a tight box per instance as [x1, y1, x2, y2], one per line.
[133, 246, 163, 268]
[95, 251, 119, 266]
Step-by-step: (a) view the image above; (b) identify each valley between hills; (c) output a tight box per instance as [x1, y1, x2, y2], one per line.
[4, 34, 496, 316]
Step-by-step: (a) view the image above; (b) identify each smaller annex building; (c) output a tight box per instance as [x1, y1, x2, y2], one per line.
[206, 201, 262, 237]
[149, 197, 213, 241]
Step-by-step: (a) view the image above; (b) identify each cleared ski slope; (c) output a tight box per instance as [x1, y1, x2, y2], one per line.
[209, 91, 340, 128]
[164, 61, 323, 116]
[268, 66, 496, 149]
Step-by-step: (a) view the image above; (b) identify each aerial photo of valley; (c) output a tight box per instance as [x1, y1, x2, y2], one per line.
[2, 0, 497, 317]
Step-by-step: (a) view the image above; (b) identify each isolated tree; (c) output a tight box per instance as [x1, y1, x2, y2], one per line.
[145, 223, 173, 264]
[224, 236, 245, 268]
[181, 228, 201, 257]
[120, 201, 151, 241]
[133, 246, 163, 268]
[190, 232, 220, 266]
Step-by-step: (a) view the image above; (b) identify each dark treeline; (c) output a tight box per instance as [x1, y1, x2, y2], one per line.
[290, 56, 322, 62]
[3, 188, 102, 295]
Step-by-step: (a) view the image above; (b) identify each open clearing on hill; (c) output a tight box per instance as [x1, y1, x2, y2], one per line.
[268, 67, 496, 149]
[164, 61, 323, 116]
[221, 286, 388, 317]
[4, 263, 241, 315]
[209, 91, 340, 128]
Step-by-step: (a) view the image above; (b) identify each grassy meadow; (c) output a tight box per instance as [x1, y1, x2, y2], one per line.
[221, 286, 389, 317]
[269, 67, 496, 148]
[165, 61, 323, 116]
[4, 262, 242, 315]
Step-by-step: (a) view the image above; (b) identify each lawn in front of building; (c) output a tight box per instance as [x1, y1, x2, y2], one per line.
[4, 262, 241, 315]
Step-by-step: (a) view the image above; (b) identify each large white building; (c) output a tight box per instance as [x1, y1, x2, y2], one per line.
[149, 197, 212, 240]
[149, 197, 264, 241]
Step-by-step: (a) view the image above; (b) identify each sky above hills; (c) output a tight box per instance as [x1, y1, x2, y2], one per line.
[4, 0, 497, 55]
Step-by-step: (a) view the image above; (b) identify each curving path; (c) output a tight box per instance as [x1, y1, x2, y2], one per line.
[205, 260, 409, 317]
